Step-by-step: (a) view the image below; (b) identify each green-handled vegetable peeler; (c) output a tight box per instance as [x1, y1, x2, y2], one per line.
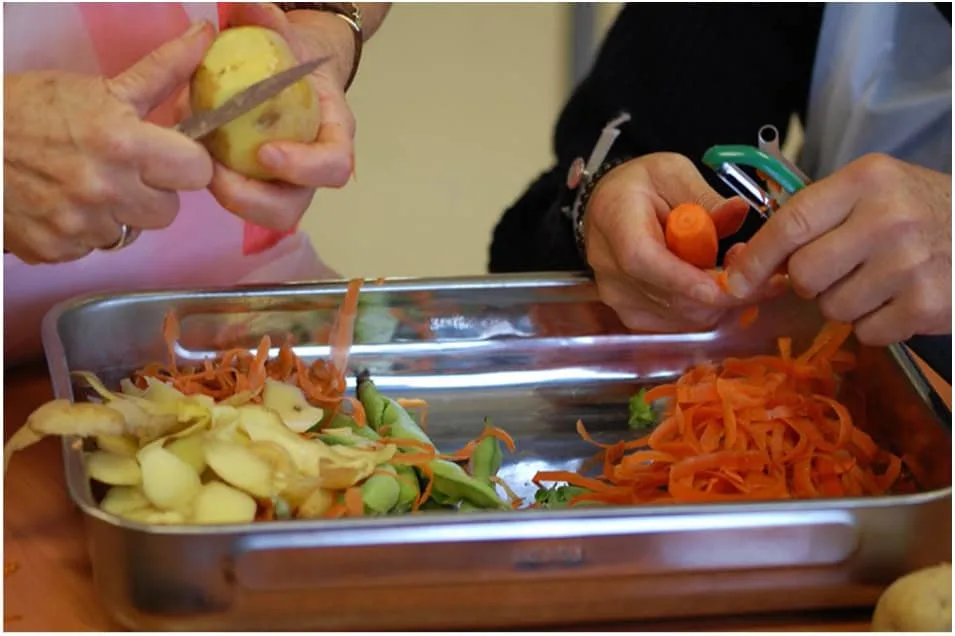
[702, 124, 812, 218]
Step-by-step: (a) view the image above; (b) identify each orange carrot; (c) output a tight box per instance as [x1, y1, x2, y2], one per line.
[738, 305, 760, 327]
[665, 203, 719, 269]
[534, 321, 903, 505]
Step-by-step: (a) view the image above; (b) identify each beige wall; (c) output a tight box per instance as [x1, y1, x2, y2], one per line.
[301, 3, 568, 279]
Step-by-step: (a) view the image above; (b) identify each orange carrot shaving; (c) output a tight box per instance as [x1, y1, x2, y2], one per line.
[477, 423, 517, 453]
[490, 475, 523, 508]
[415, 462, 436, 511]
[665, 203, 719, 269]
[322, 503, 348, 519]
[255, 498, 275, 522]
[344, 487, 365, 517]
[133, 281, 370, 424]
[738, 305, 760, 327]
[535, 321, 903, 505]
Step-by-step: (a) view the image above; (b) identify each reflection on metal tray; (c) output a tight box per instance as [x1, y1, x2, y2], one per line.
[41, 273, 951, 631]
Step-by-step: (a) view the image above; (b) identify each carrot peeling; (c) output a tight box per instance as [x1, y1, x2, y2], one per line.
[535, 321, 903, 506]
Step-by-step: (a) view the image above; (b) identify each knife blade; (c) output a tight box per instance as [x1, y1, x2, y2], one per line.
[176, 55, 331, 140]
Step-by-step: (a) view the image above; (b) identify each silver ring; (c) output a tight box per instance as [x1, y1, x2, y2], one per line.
[101, 224, 141, 252]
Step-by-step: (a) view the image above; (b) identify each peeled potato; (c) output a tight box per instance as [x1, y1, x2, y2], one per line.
[872, 563, 952, 632]
[138, 444, 202, 511]
[190, 26, 321, 180]
[203, 438, 274, 499]
[166, 433, 207, 475]
[85, 451, 142, 486]
[191, 481, 258, 525]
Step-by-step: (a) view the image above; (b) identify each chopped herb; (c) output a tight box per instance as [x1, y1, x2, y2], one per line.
[627, 388, 656, 431]
[533, 484, 591, 509]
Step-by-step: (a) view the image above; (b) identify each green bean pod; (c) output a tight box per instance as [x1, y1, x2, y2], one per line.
[468, 431, 503, 484]
[357, 372, 508, 510]
[307, 412, 380, 442]
[430, 459, 508, 510]
[361, 464, 401, 515]
[357, 374, 432, 448]
[392, 464, 420, 512]
[459, 425, 505, 512]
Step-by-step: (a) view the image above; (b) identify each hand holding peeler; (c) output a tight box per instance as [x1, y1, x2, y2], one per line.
[701, 124, 812, 218]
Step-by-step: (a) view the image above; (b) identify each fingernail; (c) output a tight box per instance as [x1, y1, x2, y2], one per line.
[691, 282, 717, 304]
[259, 146, 285, 169]
[726, 270, 752, 299]
[184, 20, 208, 38]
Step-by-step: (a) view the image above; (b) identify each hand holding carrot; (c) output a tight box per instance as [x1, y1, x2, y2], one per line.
[582, 153, 760, 332]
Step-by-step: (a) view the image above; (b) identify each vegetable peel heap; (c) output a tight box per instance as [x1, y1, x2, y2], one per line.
[534, 321, 905, 506]
[4, 277, 910, 523]
[3, 280, 520, 524]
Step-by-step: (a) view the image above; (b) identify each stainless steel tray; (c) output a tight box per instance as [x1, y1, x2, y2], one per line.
[42, 274, 952, 631]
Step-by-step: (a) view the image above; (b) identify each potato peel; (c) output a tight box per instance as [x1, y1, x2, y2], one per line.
[10, 368, 441, 527]
[100, 486, 150, 517]
[138, 442, 201, 511]
[191, 481, 257, 524]
[203, 438, 275, 499]
[262, 378, 325, 433]
[85, 451, 142, 486]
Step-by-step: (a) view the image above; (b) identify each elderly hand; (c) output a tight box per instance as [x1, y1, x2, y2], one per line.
[725, 153, 952, 346]
[201, 3, 358, 232]
[3, 21, 215, 264]
[583, 153, 771, 332]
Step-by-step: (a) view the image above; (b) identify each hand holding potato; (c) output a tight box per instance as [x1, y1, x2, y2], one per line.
[3, 21, 215, 264]
[197, 3, 360, 232]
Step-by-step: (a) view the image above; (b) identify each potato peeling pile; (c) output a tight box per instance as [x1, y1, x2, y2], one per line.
[3, 280, 522, 525]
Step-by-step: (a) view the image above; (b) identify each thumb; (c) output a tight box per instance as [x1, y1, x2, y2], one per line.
[710, 197, 750, 238]
[109, 20, 215, 117]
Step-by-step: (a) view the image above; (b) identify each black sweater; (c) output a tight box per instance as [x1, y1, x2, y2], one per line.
[488, 3, 952, 383]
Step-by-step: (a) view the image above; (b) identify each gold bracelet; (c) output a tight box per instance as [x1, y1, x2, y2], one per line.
[274, 2, 364, 91]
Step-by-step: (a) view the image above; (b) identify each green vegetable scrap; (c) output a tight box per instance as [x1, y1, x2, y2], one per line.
[468, 423, 503, 484]
[532, 484, 599, 509]
[361, 465, 401, 514]
[356, 371, 510, 512]
[627, 388, 657, 431]
[392, 464, 420, 512]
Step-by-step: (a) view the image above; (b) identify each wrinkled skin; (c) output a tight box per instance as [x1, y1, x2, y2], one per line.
[583, 152, 771, 333]
[583, 151, 952, 348]
[726, 153, 952, 346]
[3, 21, 216, 264]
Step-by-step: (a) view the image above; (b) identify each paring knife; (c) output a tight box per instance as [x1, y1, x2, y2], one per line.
[176, 55, 331, 140]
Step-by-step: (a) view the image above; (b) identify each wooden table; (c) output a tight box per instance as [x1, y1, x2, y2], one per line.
[4, 358, 950, 632]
